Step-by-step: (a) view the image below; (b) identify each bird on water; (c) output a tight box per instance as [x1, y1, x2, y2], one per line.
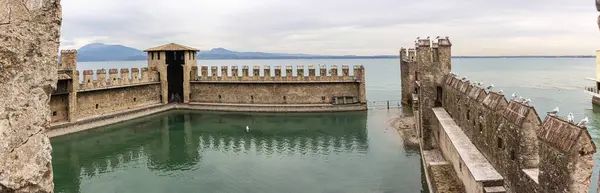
[246, 126, 250, 132]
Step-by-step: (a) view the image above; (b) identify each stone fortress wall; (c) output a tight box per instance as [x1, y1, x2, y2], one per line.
[49, 47, 367, 135]
[401, 37, 596, 193]
[189, 64, 366, 105]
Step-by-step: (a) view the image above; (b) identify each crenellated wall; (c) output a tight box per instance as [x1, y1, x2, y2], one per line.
[401, 36, 597, 193]
[440, 74, 596, 193]
[77, 67, 155, 91]
[188, 64, 367, 106]
[50, 49, 368, 129]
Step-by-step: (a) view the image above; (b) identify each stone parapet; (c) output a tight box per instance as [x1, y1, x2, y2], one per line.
[191, 64, 365, 82]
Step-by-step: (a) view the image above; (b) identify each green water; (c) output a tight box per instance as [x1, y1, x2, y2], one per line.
[51, 110, 426, 193]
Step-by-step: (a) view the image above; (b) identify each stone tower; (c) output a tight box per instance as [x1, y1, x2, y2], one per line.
[413, 37, 452, 149]
[144, 43, 199, 104]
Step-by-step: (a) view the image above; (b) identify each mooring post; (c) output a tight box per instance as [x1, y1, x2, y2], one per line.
[387, 101, 390, 109]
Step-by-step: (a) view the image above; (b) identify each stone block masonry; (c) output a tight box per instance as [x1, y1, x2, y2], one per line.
[49, 46, 368, 137]
[401, 37, 596, 193]
[0, 0, 62, 192]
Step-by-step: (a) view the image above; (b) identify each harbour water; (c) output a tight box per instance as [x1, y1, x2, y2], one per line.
[52, 58, 600, 192]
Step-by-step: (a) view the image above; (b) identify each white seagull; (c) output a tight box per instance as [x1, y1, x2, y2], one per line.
[511, 93, 517, 100]
[498, 89, 504, 94]
[547, 107, 559, 115]
[567, 113, 575, 123]
[486, 84, 494, 90]
[246, 126, 250, 132]
[523, 98, 531, 105]
[461, 76, 468, 81]
[577, 117, 589, 127]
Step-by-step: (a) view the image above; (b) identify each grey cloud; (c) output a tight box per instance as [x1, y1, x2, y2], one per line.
[59, 0, 600, 55]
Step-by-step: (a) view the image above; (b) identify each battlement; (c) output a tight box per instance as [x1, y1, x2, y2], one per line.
[59, 49, 77, 71]
[77, 67, 157, 91]
[439, 73, 596, 192]
[191, 64, 365, 82]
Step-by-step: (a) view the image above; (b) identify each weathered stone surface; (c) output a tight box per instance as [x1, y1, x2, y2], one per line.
[0, 0, 62, 192]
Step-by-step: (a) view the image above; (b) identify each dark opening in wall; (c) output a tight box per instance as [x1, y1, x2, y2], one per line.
[159, 95, 162, 102]
[133, 97, 136, 102]
[283, 96, 287, 104]
[415, 72, 419, 81]
[95, 104, 99, 109]
[113, 78, 116, 81]
[510, 150, 516, 160]
[478, 122, 483, 133]
[52, 111, 57, 116]
[251, 95, 254, 103]
[467, 110, 470, 120]
[218, 95, 222, 99]
[459, 162, 462, 171]
[435, 86, 443, 107]
[152, 52, 155, 60]
[87, 80, 90, 83]
[497, 137, 504, 149]
[157, 52, 160, 60]
[322, 96, 326, 103]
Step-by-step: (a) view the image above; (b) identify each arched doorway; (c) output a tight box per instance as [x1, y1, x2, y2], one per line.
[166, 51, 184, 103]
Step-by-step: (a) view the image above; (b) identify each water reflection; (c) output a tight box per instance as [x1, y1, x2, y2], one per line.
[51, 110, 371, 193]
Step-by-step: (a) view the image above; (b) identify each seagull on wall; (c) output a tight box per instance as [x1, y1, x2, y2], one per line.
[518, 96, 524, 102]
[523, 98, 531, 105]
[577, 117, 589, 127]
[511, 93, 517, 100]
[547, 107, 559, 115]
[486, 84, 494, 91]
[477, 82, 483, 87]
[461, 76, 468, 81]
[246, 126, 250, 132]
[567, 113, 575, 123]
[498, 90, 504, 95]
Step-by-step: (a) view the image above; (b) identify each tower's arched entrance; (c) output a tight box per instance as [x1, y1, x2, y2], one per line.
[166, 51, 184, 103]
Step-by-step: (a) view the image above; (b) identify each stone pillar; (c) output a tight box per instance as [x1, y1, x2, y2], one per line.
[253, 65, 260, 81]
[330, 65, 339, 80]
[184, 62, 191, 104]
[297, 65, 305, 80]
[201, 66, 208, 80]
[97, 69, 107, 87]
[140, 67, 149, 83]
[221, 66, 229, 80]
[341, 65, 349, 80]
[285, 65, 293, 80]
[274, 65, 282, 81]
[231, 66, 239, 79]
[82, 70, 94, 89]
[131, 68, 140, 84]
[308, 64, 316, 81]
[120, 68, 130, 85]
[109, 69, 119, 86]
[264, 65, 271, 80]
[319, 64, 327, 81]
[190, 66, 198, 81]
[242, 65, 249, 80]
[0, 1, 62, 192]
[211, 66, 218, 80]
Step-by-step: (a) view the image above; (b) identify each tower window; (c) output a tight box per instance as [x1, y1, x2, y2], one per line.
[157, 52, 160, 60]
[52, 111, 57, 116]
[497, 137, 504, 149]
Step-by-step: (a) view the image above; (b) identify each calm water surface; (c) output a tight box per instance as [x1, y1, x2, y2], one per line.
[53, 58, 600, 192]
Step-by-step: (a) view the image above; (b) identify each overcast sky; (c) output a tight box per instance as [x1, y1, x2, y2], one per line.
[59, 0, 598, 56]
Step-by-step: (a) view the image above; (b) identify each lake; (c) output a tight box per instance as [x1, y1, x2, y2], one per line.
[52, 58, 600, 192]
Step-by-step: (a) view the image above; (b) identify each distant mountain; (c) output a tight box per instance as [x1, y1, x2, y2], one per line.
[69, 43, 594, 62]
[76, 43, 146, 62]
[71, 43, 398, 61]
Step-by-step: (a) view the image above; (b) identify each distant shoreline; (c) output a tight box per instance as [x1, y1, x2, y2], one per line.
[74, 55, 595, 62]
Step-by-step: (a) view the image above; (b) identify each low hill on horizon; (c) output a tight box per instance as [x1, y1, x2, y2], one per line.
[65, 43, 398, 62]
[64, 43, 594, 62]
